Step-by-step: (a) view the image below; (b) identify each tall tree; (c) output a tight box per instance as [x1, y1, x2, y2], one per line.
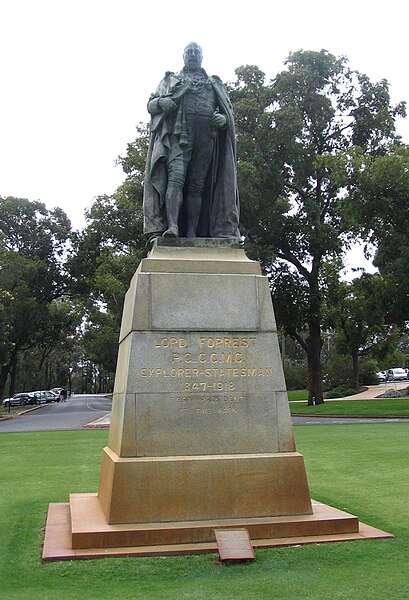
[68, 130, 148, 379]
[346, 144, 409, 326]
[326, 273, 397, 389]
[230, 50, 406, 404]
[0, 197, 72, 397]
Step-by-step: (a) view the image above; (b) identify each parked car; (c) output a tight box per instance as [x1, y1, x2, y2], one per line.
[32, 390, 60, 403]
[386, 368, 408, 381]
[376, 371, 388, 382]
[24, 393, 42, 405]
[46, 390, 60, 402]
[2, 392, 37, 407]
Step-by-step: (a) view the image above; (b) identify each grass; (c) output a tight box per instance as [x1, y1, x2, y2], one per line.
[290, 397, 409, 417]
[0, 425, 409, 599]
[287, 390, 309, 402]
[0, 406, 27, 418]
[0, 404, 45, 419]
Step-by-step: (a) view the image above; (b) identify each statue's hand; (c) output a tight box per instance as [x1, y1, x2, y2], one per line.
[211, 111, 227, 129]
[159, 97, 177, 113]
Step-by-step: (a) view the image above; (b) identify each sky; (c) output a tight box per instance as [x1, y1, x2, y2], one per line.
[1, 0, 408, 267]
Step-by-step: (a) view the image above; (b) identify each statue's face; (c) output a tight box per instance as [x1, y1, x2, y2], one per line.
[183, 43, 203, 70]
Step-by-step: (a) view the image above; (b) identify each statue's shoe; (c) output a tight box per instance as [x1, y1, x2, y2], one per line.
[162, 226, 179, 237]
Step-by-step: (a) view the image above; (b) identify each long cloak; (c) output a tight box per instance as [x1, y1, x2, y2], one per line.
[143, 70, 240, 238]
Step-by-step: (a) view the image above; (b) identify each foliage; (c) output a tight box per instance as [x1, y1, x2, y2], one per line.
[346, 144, 409, 325]
[11, 299, 81, 392]
[325, 273, 397, 388]
[359, 357, 382, 385]
[69, 193, 145, 303]
[323, 353, 379, 391]
[0, 289, 12, 366]
[269, 264, 310, 343]
[0, 196, 71, 261]
[0, 197, 74, 397]
[323, 353, 354, 390]
[82, 311, 121, 375]
[68, 128, 149, 381]
[230, 50, 406, 404]
[325, 385, 359, 399]
[283, 359, 308, 390]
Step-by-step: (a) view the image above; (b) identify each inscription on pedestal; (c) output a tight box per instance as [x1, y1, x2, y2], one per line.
[137, 333, 279, 394]
[111, 330, 293, 456]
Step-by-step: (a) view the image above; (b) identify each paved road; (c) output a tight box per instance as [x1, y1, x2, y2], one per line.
[0, 394, 112, 433]
[2, 389, 408, 432]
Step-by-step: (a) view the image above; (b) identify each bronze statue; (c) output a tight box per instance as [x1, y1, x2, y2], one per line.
[143, 42, 240, 239]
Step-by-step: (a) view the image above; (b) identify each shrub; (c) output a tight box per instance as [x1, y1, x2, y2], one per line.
[283, 360, 308, 390]
[325, 385, 358, 399]
[359, 357, 380, 385]
[322, 354, 353, 391]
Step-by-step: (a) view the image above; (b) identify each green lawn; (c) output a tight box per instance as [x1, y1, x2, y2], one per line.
[0, 406, 26, 419]
[0, 425, 409, 599]
[287, 390, 309, 402]
[290, 397, 409, 417]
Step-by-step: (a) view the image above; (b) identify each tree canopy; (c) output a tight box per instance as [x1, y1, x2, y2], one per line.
[346, 144, 409, 326]
[229, 49, 406, 402]
[67, 130, 148, 377]
[0, 197, 74, 396]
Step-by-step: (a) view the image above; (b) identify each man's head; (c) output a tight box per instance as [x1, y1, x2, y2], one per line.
[183, 42, 203, 71]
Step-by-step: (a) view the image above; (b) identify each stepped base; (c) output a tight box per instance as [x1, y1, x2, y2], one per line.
[98, 449, 312, 524]
[42, 494, 393, 561]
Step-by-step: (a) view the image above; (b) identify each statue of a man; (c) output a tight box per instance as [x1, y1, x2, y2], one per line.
[143, 42, 240, 239]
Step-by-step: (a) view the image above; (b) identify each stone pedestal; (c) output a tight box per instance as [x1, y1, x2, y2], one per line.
[98, 238, 312, 524]
[42, 239, 393, 559]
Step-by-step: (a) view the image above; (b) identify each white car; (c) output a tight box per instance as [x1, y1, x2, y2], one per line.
[2, 392, 37, 407]
[386, 368, 408, 381]
[31, 390, 60, 403]
[376, 371, 387, 382]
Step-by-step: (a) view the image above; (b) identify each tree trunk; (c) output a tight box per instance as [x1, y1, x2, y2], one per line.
[0, 350, 18, 398]
[0, 365, 10, 399]
[68, 368, 72, 396]
[306, 322, 324, 405]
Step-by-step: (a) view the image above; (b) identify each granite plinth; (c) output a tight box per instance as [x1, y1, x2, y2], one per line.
[98, 448, 312, 524]
[98, 241, 308, 525]
[42, 496, 393, 560]
[43, 239, 393, 560]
